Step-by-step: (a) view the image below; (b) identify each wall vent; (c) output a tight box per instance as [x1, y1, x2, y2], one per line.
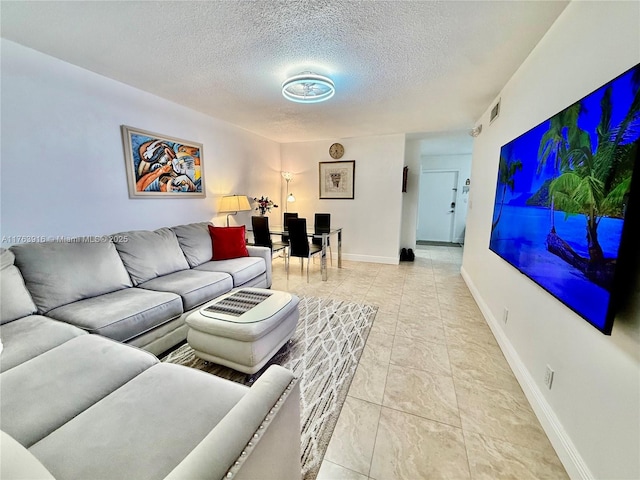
[490, 99, 501, 124]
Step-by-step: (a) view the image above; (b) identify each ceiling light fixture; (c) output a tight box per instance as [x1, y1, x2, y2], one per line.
[282, 72, 335, 104]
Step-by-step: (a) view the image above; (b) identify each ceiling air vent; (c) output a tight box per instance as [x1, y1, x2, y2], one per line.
[490, 99, 501, 124]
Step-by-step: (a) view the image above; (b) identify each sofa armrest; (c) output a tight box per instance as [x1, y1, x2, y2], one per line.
[163, 365, 300, 480]
[1, 430, 56, 479]
[246, 246, 272, 288]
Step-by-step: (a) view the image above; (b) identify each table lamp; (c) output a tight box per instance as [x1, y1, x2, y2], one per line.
[219, 195, 251, 226]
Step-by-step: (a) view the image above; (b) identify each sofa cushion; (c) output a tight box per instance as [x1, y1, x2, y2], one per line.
[0, 315, 86, 373]
[0, 249, 37, 324]
[138, 270, 233, 311]
[171, 222, 213, 268]
[0, 335, 158, 448]
[195, 257, 266, 287]
[209, 225, 249, 261]
[0, 248, 16, 269]
[113, 227, 190, 286]
[47, 288, 183, 343]
[29, 363, 248, 480]
[10, 241, 132, 314]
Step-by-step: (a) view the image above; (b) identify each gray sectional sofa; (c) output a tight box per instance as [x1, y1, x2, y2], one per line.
[0, 222, 301, 480]
[10, 221, 272, 355]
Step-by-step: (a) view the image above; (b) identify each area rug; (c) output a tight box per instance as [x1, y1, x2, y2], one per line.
[161, 296, 377, 480]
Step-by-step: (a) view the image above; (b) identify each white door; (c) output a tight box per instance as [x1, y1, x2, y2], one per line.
[417, 170, 458, 242]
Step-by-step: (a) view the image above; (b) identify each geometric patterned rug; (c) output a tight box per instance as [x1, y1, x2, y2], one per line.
[161, 296, 377, 480]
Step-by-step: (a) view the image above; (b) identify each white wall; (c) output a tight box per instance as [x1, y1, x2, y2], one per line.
[0, 39, 280, 243]
[399, 139, 421, 250]
[461, 2, 640, 479]
[281, 135, 405, 264]
[420, 154, 472, 243]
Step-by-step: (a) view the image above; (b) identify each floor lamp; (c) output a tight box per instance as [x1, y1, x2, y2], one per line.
[282, 172, 295, 212]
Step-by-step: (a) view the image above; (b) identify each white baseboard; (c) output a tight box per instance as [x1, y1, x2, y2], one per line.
[342, 253, 399, 265]
[460, 266, 593, 480]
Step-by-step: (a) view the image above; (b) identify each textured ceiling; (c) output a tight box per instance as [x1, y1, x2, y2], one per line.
[1, 1, 568, 143]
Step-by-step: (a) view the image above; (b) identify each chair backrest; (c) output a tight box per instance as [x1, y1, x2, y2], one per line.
[287, 218, 310, 258]
[313, 213, 331, 245]
[251, 216, 273, 248]
[283, 213, 299, 231]
[314, 213, 330, 232]
[282, 212, 298, 242]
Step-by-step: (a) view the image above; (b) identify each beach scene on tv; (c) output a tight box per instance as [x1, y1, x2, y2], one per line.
[489, 64, 639, 333]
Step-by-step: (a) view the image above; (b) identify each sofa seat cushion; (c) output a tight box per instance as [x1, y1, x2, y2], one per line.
[138, 270, 233, 311]
[171, 222, 213, 268]
[194, 257, 265, 287]
[29, 363, 248, 480]
[10, 241, 133, 314]
[0, 315, 86, 373]
[236, 273, 268, 289]
[0, 335, 158, 448]
[47, 288, 183, 343]
[113, 227, 190, 286]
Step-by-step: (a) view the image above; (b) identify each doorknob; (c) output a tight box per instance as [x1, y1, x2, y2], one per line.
[450, 202, 456, 209]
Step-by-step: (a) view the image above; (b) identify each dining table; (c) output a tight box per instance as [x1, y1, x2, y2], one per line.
[248, 226, 342, 281]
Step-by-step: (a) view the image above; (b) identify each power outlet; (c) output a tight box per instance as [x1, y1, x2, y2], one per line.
[502, 307, 509, 324]
[544, 365, 554, 389]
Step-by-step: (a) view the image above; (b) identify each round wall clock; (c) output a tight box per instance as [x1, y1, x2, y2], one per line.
[329, 143, 344, 159]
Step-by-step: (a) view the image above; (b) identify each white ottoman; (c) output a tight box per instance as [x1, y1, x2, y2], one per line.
[185, 288, 300, 375]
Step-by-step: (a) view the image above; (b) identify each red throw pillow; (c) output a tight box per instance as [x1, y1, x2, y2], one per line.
[208, 225, 249, 261]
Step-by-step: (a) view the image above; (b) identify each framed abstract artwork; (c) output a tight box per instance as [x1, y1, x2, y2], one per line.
[121, 125, 205, 198]
[319, 160, 355, 199]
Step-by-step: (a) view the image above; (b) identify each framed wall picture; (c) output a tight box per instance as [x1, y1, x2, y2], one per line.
[121, 125, 205, 198]
[402, 166, 408, 192]
[319, 160, 355, 199]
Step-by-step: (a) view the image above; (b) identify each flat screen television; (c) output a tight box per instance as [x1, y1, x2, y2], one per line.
[489, 64, 640, 335]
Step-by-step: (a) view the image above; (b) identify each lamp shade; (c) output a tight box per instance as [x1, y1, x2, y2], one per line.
[219, 195, 251, 213]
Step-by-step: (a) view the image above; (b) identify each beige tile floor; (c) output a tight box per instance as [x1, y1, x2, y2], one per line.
[271, 245, 568, 480]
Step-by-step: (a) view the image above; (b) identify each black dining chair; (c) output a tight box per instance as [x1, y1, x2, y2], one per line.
[286, 218, 322, 282]
[312, 213, 332, 265]
[281, 212, 298, 244]
[250, 216, 287, 256]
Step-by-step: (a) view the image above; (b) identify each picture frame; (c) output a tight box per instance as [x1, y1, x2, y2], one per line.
[319, 160, 355, 199]
[402, 166, 408, 192]
[121, 125, 205, 198]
